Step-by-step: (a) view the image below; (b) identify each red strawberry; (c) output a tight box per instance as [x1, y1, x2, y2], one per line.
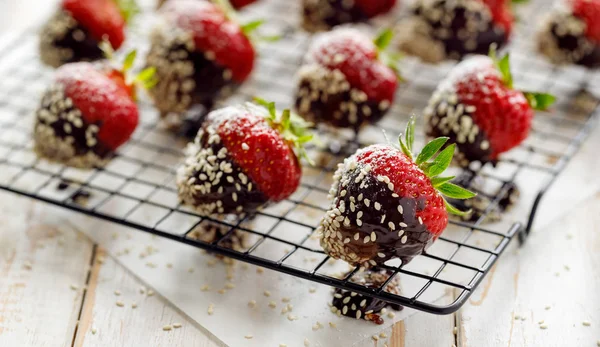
[296, 28, 400, 130]
[177, 100, 313, 216]
[162, 0, 255, 82]
[571, 0, 600, 43]
[425, 51, 556, 166]
[355, 0, 398, 18]
[319, 118, 476, 267]
[230, 0, 258, 9]
[481, 0, 514, 36]
[33, 52, 155, 168]
[147, 0, 257, 121]
[302, 0, 398, 32]
[62, 0, 129, 50]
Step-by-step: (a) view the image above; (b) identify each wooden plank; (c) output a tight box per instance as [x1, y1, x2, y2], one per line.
[457, 193, 600, 347]
[0, 193, 94, 347]
[369, 294, 456, 347]
[72, 248, 223, 347]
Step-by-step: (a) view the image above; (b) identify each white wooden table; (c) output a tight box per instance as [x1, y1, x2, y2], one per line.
[1, 1, 599, 346]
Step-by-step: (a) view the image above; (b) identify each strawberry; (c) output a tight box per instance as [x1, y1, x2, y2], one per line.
[229, 0, 258, 9]
[177, 100, 313, 217]
[424, 50, 556, 167]
[39, 0, 138, 68]
[331, 268, 402, 324]
[319, 117, 476, 267]
[296, 28, 400, 131]
[397, 0, 515, 63]
[147, 0, 257, 127]
[33, 51, 156, 168]
[537, 0, 600, 67]
[302, 0, 398, 32]
[158, 0, 258, 10]
[571, 0, 600, 43]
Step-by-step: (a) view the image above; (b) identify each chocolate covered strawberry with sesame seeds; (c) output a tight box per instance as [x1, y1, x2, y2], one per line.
[318, 117, 477, 268]
[39, 0, 138, 68]
[177, 100, 313, 217]
[302, 0, 398, 32]
[146, 0, 258, 132]
[295, 28, 400, 132]
[331, 268, 402, 324]
[396, 0, 514, 63]
[537, 0, 600, 67]
[424, 50, 556, 168]
[33, 51, 156, 168]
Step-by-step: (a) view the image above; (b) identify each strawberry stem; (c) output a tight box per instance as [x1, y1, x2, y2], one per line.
[374, 28, 404, 81]
[113, 0, 140, 24]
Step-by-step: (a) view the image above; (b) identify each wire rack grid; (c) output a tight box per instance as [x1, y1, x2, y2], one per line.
[0, 0, 598, 315]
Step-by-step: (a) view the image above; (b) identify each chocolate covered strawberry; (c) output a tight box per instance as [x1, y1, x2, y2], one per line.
[158, 0, 258, 10]
[296, 28, 400, 131]
[537, 0, 600, 67]
[33, 51, 156, 168]
[302, 0, 398, 32]
[319, 118, 476, 267]
[396, 0, 514, 63]
[39, 0, 138, 68]
[177, 100, 313, 217]
[146, 0, 258, 131]
[424, 50, 556, 167]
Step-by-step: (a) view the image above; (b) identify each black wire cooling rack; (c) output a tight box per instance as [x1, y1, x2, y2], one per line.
[0, 0, 599, 315]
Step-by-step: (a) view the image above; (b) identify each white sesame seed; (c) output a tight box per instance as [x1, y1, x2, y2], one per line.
[398, 230, 405, 237]
[388, 222, 395, 230]
[132, 303, 138, 309]
[244, 335, 253, 339]
[70, 284, 78, 291]
[378, 252, 386, 258]
[116, 301, 124, 307]
[539, 324, 548, 329]
[304, 338, 310, 346]
[208, 304, 215, 315]
[163, 325, 173, 331]
[343, 296, 350, 304]
[401, 236, 408, 244]
[374, 202, 381, 210]
[371, 232, 377, 241]
[545, 305, 551, 310]
[398, 205, 404, 214]
[388, 312, 395, 318]
[114, 290, 121, 296]
[418, 217, 423, 224]
[356, 310, 362, 319]
[372, 335, 379, 341]
[248, 300, 257, 308]
[91, 327, 97, 334]
[342, 306, 348, 314]
[264, 290, 271, 297]
[583, 321, 591, 326]
[241, 143, 249, 150]
[173, 323, 182, 328]
[400, 222, 408, 227]
[329, 322, 337, 328]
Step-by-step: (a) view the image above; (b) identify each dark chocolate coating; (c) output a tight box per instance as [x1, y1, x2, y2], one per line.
[447, 171, 520, 222]
[39, 10, 104, 68]
[177, 122, 269, 217]
[403, 0, 509, 61]
[188, 220, 248, 255]
[332, 267, 402, 324]
[34, 85, 112, 168]
[539, 12, 600, 68]
[295, 78, 388, 132]
[302, 0, 368, 32]
[424, 93, 493, 167]
[146, 30, 238, 133]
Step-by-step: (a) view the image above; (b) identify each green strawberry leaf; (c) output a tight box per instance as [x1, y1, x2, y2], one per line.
[123, 50, 137, 72]
[437, 182, 477, 200]
[405, 116, 415, 153]
[444, 198, 472, 217]
[253, 98, 315, 166]
[523, 92, 556, 111]
[399, 135, 412, 159]
[489, 45, 513, 88]
[426, 143, 455, 177]
[416, 137, 448, 166]
[135, 67, 159, 90]
[114, 0, 141, 24]
[241, 20, 264, 35]
[374, 28, 394, 52]
[511, 0, 529, 3]
[430, 176, 455, 188]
